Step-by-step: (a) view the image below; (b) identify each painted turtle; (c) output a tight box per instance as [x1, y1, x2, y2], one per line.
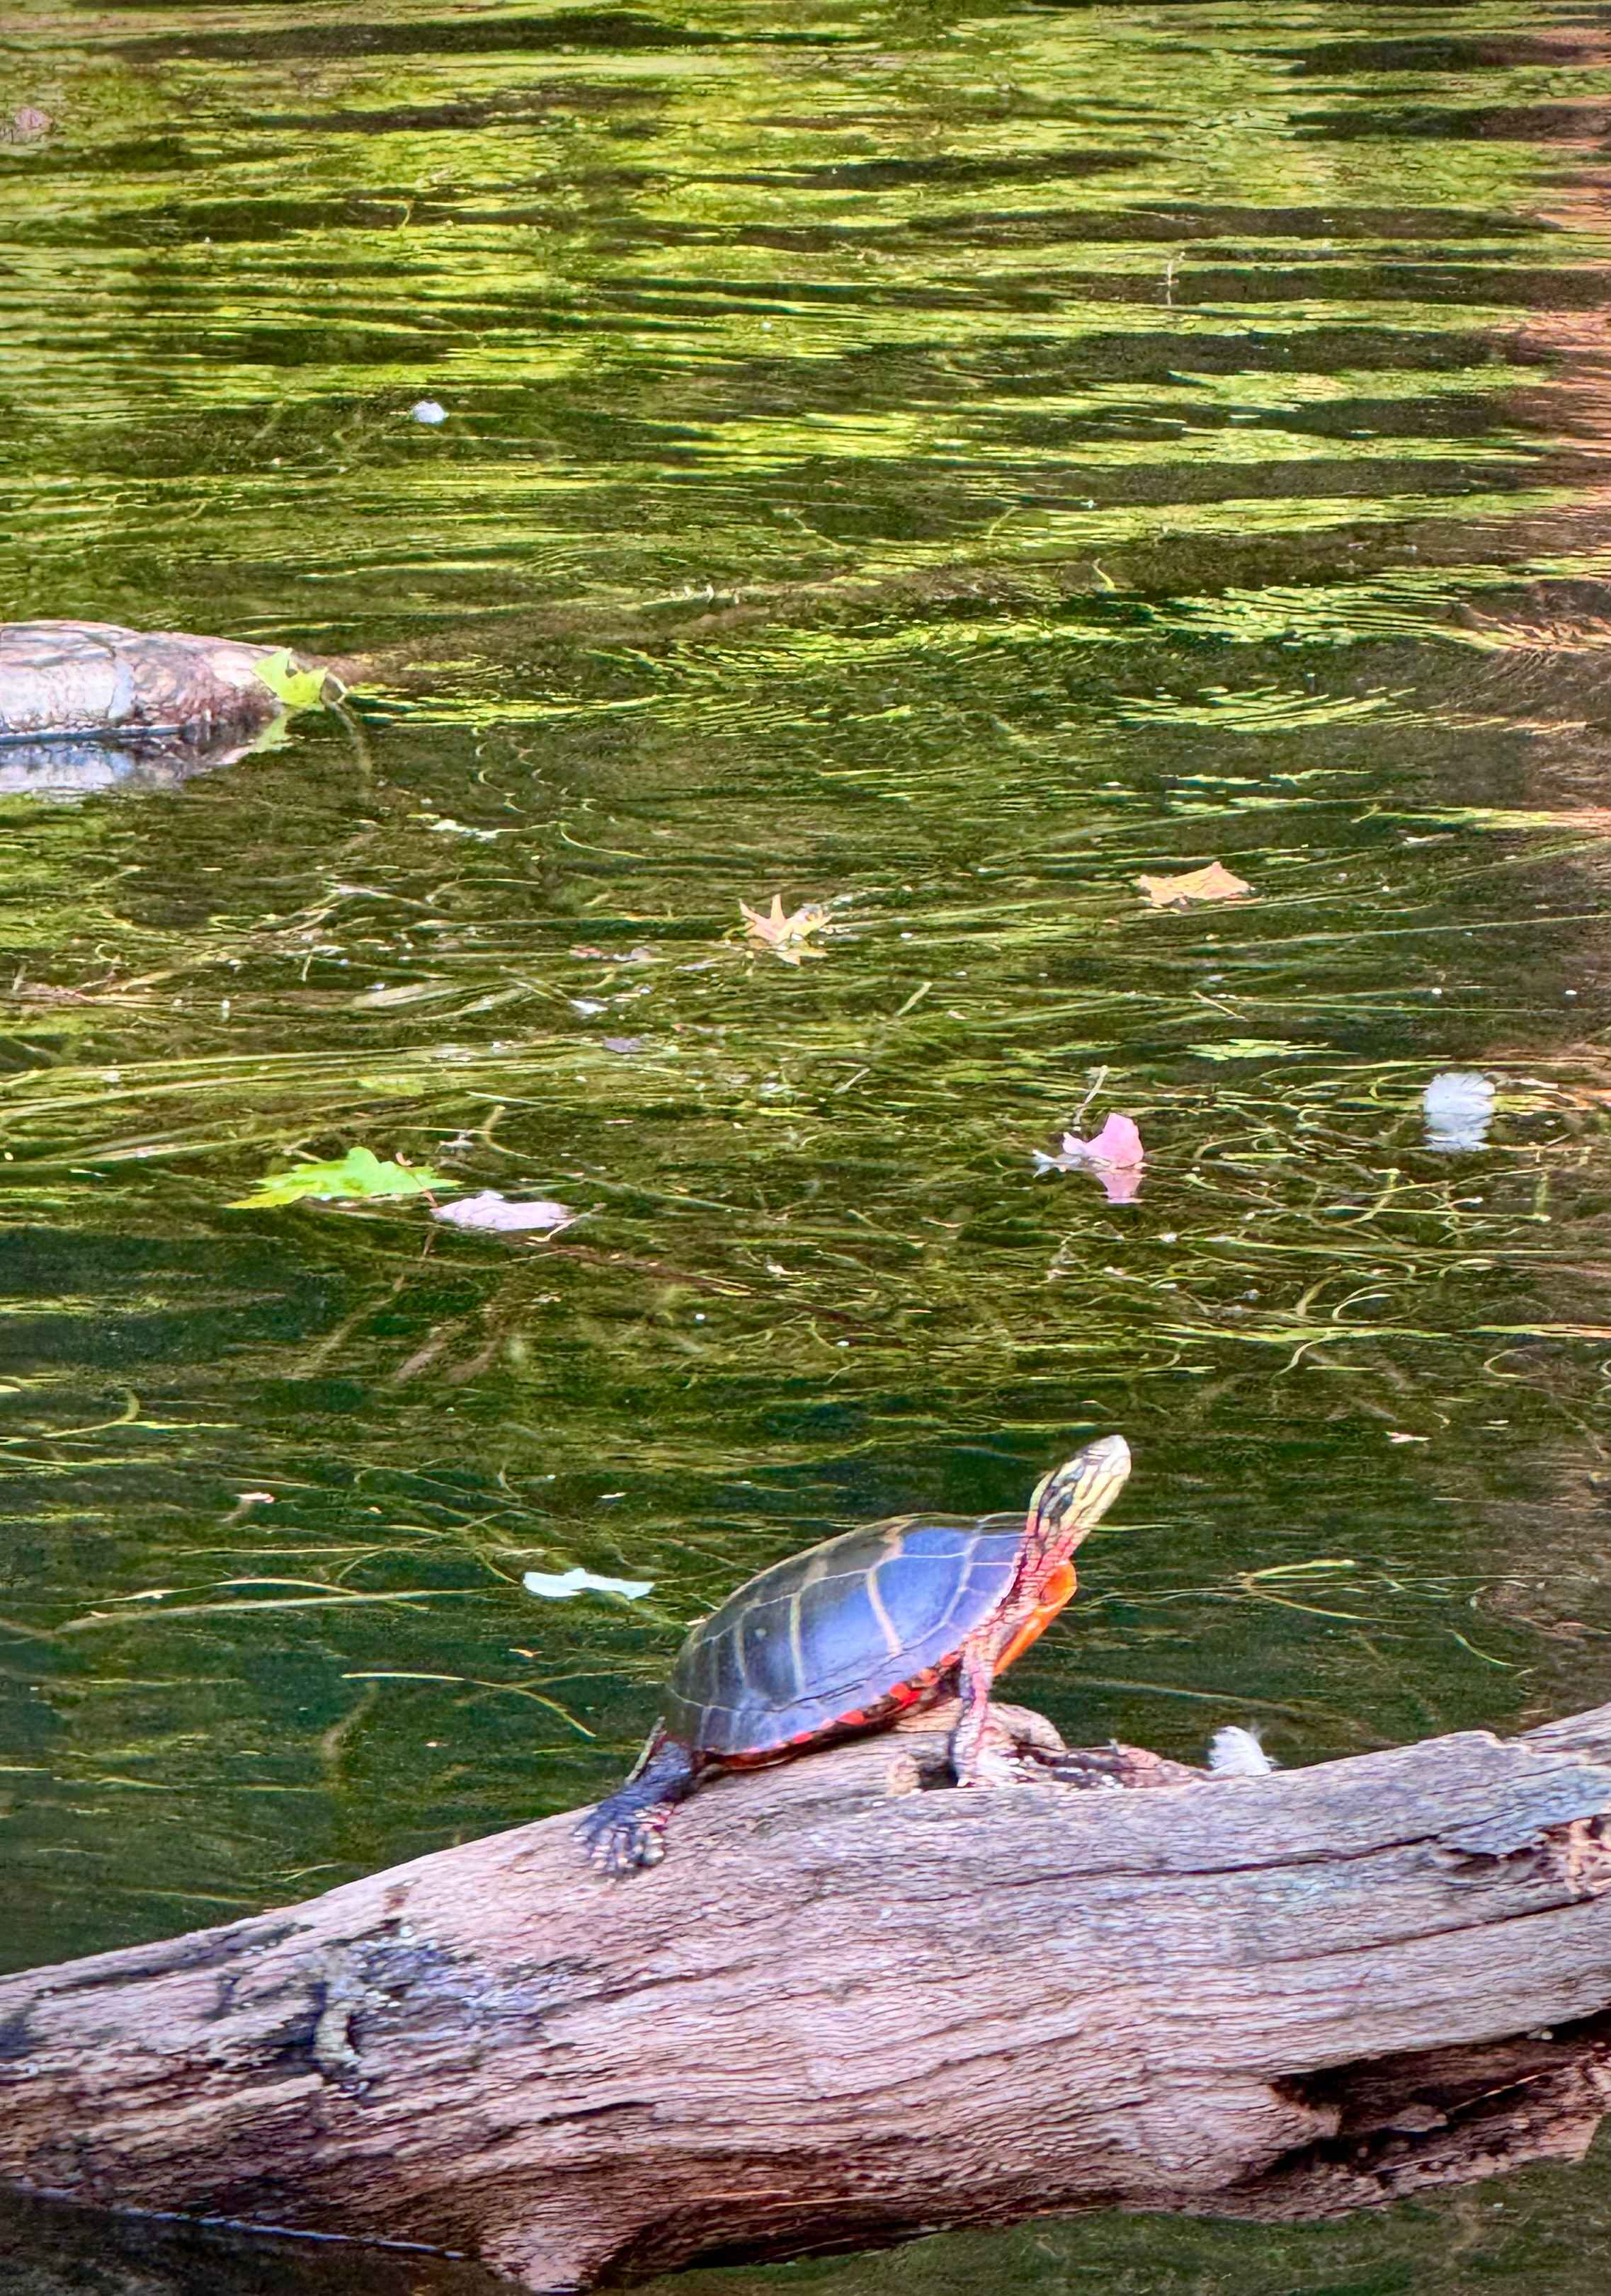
[576, 1433, 1130, 1873]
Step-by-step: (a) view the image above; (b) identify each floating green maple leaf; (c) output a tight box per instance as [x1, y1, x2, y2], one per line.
[230, 1147, 448, 1210]
[251, 648, 334, 713]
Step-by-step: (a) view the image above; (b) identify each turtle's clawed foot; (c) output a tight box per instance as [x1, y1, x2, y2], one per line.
[573, 1799, 668, 1876]
[1026, 1740, 1201, 1791]
[954, 1701, 1065, 1789]
[898, 1698, 1068, 1790]
[956, 1737, 1030, 1789]
[574, 1732, 700, 1877]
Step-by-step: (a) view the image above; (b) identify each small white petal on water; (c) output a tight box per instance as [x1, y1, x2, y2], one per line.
[523, 1567, 655, 1601]
[1423, 1070, 1494, 1153]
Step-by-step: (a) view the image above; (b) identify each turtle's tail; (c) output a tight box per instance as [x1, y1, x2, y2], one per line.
[574, 1725, 702, 1875]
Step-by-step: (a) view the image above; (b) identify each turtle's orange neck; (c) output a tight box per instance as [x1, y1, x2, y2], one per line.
[995, 1434, 1130, 1674]
[995, 1559, 1078, 1673]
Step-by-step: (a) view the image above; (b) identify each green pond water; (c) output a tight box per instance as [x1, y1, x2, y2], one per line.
[4, 0, 1611, 2289]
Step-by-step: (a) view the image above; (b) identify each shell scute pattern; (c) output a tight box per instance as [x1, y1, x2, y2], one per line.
[663, 1514, 1025, 1757]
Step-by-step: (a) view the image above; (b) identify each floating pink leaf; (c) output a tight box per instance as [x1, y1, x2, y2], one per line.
[1032, 1112, 1145, 1204]
[1080, 1113, 1144, 1168]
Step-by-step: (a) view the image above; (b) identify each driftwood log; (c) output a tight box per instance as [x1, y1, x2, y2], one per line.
[0, 620, 333, 742]
[4, 1701, 1611, 2293]
[0, 620, 341, 797]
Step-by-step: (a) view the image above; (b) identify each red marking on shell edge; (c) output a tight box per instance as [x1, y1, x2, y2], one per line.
[699, 1657, 959, 1763]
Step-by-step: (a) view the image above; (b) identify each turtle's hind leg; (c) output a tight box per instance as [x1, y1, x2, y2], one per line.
[574, 1726, 702, 1875]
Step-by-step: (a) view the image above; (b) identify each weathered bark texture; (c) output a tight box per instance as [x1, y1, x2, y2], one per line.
[5, 1703, 1611, 2294]
[0, 620, 329, 743]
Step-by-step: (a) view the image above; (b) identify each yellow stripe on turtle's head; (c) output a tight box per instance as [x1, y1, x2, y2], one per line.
[1026, 1434, 1132, 1555]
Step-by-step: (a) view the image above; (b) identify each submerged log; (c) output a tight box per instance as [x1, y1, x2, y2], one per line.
[0, 620, 334, 743]
[4, 1702, 1611, 2293]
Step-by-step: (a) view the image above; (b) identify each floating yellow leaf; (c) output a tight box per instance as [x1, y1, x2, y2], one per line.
[1135, 862, 1254, 909]
[741, 893, 831, 965]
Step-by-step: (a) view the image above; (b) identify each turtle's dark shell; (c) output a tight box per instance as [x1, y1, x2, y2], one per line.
[662, 1514, 1026, 1758]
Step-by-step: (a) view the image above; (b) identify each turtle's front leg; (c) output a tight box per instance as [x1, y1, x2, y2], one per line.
[947, 1633, 1007, 1786]
[574, 1725, 702, 1875]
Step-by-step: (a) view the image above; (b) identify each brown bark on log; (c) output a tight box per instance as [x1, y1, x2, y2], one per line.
[4, 1704, 1611, 2293]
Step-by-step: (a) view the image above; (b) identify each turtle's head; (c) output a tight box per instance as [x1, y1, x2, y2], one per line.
[1026, 1434, 1131, 1559]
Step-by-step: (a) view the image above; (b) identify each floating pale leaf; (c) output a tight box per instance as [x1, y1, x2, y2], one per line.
[433, 1191, 576, 1234]
[1423, 1070, 1495, 1153]
[1136, 862, 1254, 908]
[428, 816, 503, 840]
[1189, 1039, 1307, 1062]
[523, 1566, 654, 1601]
[352, 979, 450, 1009]
[741, 893, 832, 965]
[231, 1147, 448, 1209]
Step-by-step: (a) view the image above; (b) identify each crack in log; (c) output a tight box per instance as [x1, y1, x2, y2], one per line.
[39, 1921, 300, 1996]
[1228, 2015, 1611, 2217]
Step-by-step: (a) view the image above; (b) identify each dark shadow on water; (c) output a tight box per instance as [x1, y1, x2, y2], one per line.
[0, 2191, 506, 2296]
